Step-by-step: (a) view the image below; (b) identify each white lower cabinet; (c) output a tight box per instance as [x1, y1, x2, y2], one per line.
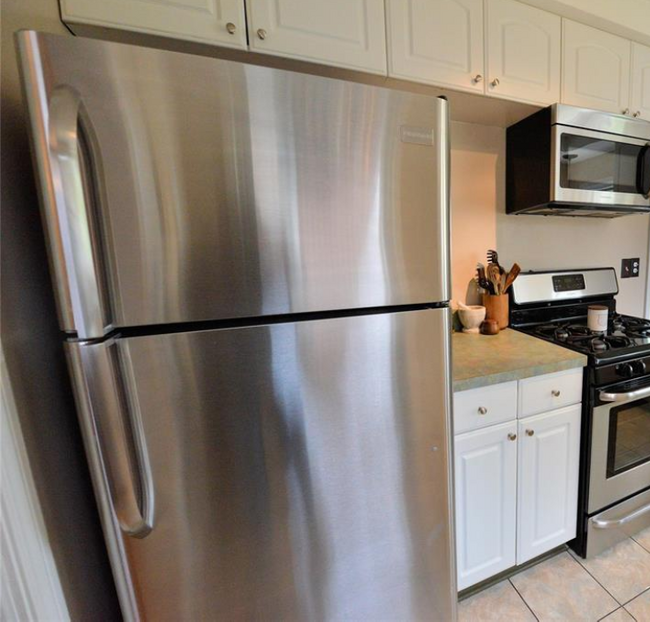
[516, 404, 581, 564]
[454, 421, 517, 591]
[454, 371, 583, 590]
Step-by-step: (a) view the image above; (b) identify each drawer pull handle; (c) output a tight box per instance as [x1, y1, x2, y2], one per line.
[478, 406, 488, 415]
[552, 389, 561, 397]
[526, 429, 535, 437]
[508, 433, 517, 441]
[226, 22, 237, 34]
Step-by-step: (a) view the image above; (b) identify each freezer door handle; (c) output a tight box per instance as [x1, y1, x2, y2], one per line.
[48, 86, 110, 339]
[67, 340, 154, 539]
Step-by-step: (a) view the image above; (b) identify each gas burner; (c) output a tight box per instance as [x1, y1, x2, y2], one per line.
[591, 339, 607, 352]
[566, 324, 592, 336]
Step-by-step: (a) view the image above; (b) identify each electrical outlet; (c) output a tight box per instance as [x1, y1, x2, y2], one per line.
[621, 258, 640, 278]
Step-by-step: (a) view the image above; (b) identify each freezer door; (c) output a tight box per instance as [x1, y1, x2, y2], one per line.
[67, 309, 455, 621]
[19, 31, 450, 339]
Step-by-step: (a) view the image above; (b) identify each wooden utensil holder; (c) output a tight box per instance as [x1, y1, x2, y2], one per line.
[482, 294, 509, 329]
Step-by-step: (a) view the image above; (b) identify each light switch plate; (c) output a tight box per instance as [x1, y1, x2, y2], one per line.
[621, 258, 640, 278]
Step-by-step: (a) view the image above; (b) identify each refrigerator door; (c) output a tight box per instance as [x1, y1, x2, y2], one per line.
[18, 31, 450, 339]
[67, 308, 455, 621]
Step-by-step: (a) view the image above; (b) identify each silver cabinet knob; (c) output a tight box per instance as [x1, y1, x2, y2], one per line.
[633, 110, 642, 118]
[257, 28, 268, 40]
[508, 433, 517, 441]
[478, 406, 488, 415]
[552, 389, 561, 397]
[226, 22, 237, 34]
[526, 429, 535, 437]
[490, 78, 500, 88]
[473, 74, 483, 84]
[623, 108, 630, 115]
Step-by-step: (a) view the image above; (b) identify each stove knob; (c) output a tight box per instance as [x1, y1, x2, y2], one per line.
[632, 360, 647, 375]
[617, 363, 635, 378]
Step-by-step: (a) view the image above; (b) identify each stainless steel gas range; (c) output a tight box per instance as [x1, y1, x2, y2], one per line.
[510, 268, 650, 558]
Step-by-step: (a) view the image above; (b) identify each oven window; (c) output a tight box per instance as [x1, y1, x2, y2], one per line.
[607, 398, 650, 477]
[560, 134, 643, 194]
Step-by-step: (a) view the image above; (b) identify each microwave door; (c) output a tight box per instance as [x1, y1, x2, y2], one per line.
[551, 125, 650, 209]
[638, 143, 650, 199]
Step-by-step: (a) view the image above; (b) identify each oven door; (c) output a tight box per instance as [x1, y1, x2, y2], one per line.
[552, 125, 650, 209]
[589, 381, 650, 513]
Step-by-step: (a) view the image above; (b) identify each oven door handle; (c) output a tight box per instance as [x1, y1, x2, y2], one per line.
[599, 385, 650, 402]
[592, 502, 650, 529]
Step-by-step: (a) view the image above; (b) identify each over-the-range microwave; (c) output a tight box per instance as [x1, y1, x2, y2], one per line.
[507, 104, 650, 218]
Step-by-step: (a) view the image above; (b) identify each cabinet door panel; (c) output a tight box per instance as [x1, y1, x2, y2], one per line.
[246, 0, 387, 74]
[455, 421, 517, 590]
[632, 43, 650, 121]
[562, 20, 631, 114]
[387, 0, 484, 92]
[61, 0, 247, 48]
[486, 0, 560, 105]
[517, 405, 581, 565]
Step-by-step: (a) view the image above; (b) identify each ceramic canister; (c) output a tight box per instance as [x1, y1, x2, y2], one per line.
[588, 305, 608, 333]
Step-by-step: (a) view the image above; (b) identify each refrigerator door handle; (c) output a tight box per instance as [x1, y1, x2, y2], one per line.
[48, 86, 110, 339]
[68, 340, 154, 539]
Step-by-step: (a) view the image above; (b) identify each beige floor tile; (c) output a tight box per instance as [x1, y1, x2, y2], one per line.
[634, 527, 650, 554]
[572, 538, 650, 604]
[510, 552, 618, 620]
[601, 607, 635, 621]
[625, 588, 650, 621]
[458, 580, 535, 622]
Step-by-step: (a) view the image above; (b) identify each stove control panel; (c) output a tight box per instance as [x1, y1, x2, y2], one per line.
[616, 363, 635, 378]
[598, 356, 650, 385]
[615, 360, 648, 379]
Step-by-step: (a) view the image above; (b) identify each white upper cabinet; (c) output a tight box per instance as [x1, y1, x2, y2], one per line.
[61, 0, 247, 48]
[386, 0, 484, 93]
[245, 0, 387, 74]
[454, 421, 517, 591]
[562, 20, 631, 114]
[631, 43, 650, 120]
[486, 0, 561, 105]
[516, 404, 581, 565]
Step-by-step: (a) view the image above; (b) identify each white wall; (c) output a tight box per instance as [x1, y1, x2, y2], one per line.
[451, 122, 650, 317]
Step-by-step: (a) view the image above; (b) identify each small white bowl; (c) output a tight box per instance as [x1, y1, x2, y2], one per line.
[458, 305, 486, 334]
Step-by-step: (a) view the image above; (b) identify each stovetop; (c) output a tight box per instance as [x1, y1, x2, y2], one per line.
[517, 314, 650, 363]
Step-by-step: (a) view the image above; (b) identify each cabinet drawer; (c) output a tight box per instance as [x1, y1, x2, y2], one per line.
[454, 381, 517, 434]
[518, 368, 583, 418]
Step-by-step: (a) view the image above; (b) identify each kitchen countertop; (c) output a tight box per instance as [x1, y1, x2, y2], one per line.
[452, 328, 588, 392]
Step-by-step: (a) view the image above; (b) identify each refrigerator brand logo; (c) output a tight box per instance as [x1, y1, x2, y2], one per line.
[400, 126, 434, 146]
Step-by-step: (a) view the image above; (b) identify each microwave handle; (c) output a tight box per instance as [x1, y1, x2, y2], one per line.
[638, 143, 650, 200]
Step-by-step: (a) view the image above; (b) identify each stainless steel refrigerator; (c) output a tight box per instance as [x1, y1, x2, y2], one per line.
[17, 30, 456, 621]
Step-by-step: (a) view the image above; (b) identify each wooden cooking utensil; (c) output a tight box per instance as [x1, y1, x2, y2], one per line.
[487, 263, 502, 295]
[503, 263, 521, 293]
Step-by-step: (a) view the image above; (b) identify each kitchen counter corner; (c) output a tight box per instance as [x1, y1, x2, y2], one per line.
[452, 329, 588, 392]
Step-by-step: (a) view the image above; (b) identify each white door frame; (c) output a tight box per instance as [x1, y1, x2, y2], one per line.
[1, 343, 70, 621]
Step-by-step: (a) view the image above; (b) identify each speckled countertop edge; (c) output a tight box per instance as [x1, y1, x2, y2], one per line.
[452, 329, 588, 392]
[453, 357, 587, 392]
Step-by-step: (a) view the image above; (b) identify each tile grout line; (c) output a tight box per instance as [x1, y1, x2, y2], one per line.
[508, 578, 540, 621]
[597, 606, 631, 622]
[566, 549, 630, 609]
[622, 605, 639, 622]
[622, 585, 650, 607]
[631, 534, 650, 555]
